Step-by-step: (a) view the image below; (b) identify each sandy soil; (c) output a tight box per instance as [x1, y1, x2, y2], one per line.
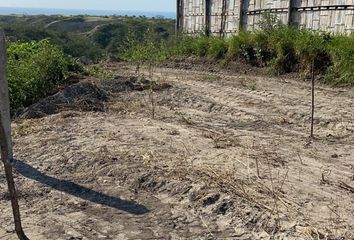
[1, 64, 353, 239]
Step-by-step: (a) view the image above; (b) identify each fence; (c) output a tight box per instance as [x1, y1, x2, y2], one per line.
[176, 0, 354, 35]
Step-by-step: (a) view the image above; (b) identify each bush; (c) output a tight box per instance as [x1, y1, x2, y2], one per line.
[118, 24, 354, 86]
[267, 27, 298, 74]
[7, 40, 79, 110]
[167, 36, 196, 56]
[119, 30, 168, 74]
[294, 30, 331, 75]
[326, 35, 354, 85]
[191, 37, 209, 57]
[252, 31, 273, 66]
[227, 30, 255, 62]
[207, 37, 228, 59]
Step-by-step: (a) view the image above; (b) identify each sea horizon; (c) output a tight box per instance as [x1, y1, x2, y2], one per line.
[0, 6, 176, 19]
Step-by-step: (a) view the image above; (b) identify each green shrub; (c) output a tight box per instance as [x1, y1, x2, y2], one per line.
[7, 40, 78, 110]
[252, 31, 274, 66]
[167, 36, 196, 56]
[117, 23, 353, 86]
[326, 35, 354, 85]
[267, 27, 299, 74]
[294, 30, 331, 75]
[207, 37, 228, 59]
[191, 37, 209, 57]
[227, 30, 255, 61]
[119, 30, 167, 65]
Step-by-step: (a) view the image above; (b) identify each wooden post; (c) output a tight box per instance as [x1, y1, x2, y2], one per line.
[0, 29, 29, 240]
[204, 0, 211, 36]
[310, 59, 315, 139]
[287, 0, 294, 25]
[239, 0, 245, 31]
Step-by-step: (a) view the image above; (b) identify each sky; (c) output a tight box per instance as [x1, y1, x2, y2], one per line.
[0, 0, 176, 12]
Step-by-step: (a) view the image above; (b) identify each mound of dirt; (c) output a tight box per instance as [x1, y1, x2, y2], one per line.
[19, 82, 108, 119]
[19, 76, 172, 119]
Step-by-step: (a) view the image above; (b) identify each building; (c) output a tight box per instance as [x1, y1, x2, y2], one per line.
[176, 0, 354, 36]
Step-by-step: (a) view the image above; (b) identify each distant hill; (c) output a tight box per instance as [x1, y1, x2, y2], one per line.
[0, 7, 176, 19]
[0, 14, 175, 61]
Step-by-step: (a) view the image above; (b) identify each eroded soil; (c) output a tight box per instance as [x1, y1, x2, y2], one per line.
[1, 64, 353, 239]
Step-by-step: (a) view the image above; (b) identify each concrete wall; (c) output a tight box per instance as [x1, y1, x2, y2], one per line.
[177, 0, 354, 35]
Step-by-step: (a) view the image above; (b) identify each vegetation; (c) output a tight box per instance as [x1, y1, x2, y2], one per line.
[1, 15, 174, 111]
[326, 35, 354, 85]
[7, 40, 81, 111]
[120, 25, 353, 86]
[1, 14, 353, 113]
[0, 15, 174, 61]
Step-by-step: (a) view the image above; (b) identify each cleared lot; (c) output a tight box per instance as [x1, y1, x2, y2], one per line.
[1, 64, 353, 239]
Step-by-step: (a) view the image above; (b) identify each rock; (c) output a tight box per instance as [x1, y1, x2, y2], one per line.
[202, 193, 220, 206]
[188, 190, 199, 202]
[215, 200, 233, 215]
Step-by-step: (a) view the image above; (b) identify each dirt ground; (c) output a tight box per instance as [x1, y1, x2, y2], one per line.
[1, 63, 353, 240]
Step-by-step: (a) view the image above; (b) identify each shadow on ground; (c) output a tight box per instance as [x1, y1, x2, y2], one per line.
[13, 159, 149, 215]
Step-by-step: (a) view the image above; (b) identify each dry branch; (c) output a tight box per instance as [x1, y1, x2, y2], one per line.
[338, 181, 354, 194]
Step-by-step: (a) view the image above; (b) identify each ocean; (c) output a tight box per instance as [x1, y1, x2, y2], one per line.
[0, 7, 176, 19]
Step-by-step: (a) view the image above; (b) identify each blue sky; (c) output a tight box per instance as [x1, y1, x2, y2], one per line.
[0, 0, 175, 12]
